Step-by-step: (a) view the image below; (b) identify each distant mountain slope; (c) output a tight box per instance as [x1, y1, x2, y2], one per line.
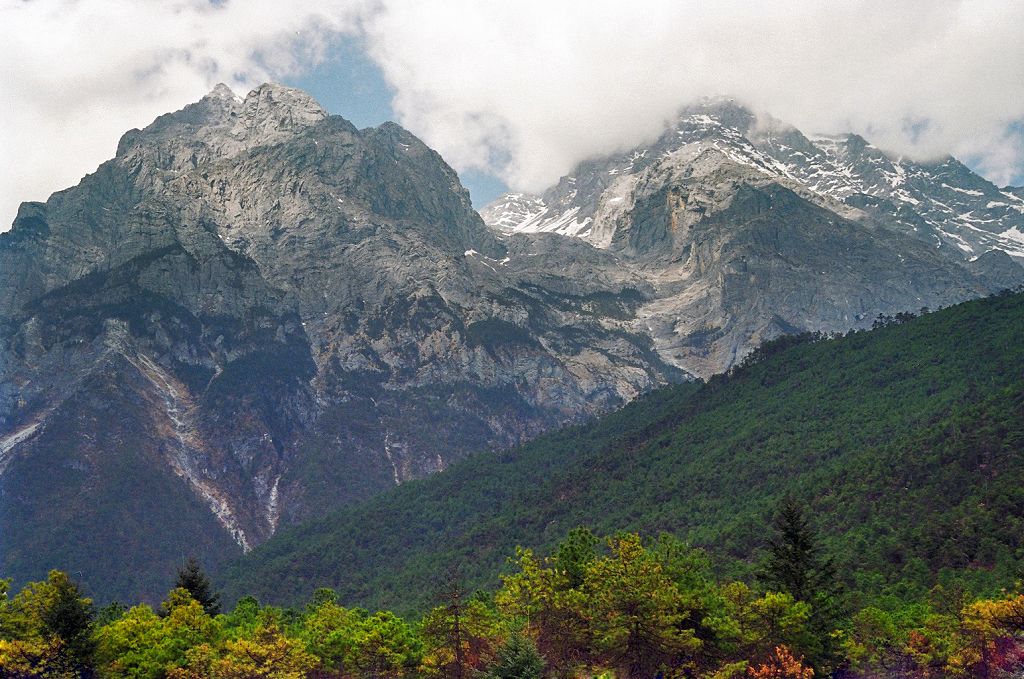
[223, 289, 1024, 613]
[482, 99, 1024, 375]
[483, 99, 1024, 261]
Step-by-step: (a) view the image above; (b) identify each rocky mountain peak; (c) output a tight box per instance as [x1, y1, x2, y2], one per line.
[115, 82, 328, 170]
[679, 97, 757, 134]
[231, 82, 327, 144]
[206, 82, 242, 102]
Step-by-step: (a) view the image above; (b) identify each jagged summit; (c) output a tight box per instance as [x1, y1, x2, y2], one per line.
[198, 81, 328, 125]
[206, 82, 243, 102]
[115, 81, 330, 169]
[233, 82, 328, 139]
[681, 96, 757, 133]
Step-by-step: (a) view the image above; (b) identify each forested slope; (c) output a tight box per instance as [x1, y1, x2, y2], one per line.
[222, 290, 1024, 612]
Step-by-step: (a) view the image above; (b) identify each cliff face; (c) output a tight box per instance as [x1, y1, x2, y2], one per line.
[0, 84, 680, 600]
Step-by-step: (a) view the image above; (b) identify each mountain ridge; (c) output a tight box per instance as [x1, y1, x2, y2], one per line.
[483, 98, 1024, 261]
[0, 84, 1020, 602]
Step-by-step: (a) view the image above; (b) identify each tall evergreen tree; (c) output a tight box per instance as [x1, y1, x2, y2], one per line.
[40, 571, 96, 676]
[554, 526, 598, 589]
[174, 556, 221, 616]
[759, 497, 836, 604]
[759, 496, 843, 672]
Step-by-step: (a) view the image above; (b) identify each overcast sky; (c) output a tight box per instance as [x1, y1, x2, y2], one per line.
[2, 0, 1023, 231]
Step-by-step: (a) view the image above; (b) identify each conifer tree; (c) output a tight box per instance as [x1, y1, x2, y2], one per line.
[759, 496, 843, 672]
[483, 633, 545, 679]
[40, 571, 96, 675]
[759, 497, 836, 604]
[174, 556, 221, 616]
[554, 526, 598, 589]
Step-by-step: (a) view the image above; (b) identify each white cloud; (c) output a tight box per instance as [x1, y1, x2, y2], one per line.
[0, 0, 367, 230]
[364, 0, 1024, 193]
[2, 0, 1023, 231]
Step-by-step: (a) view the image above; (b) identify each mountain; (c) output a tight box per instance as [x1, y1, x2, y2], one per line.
[0, 86, 1019, 602]
[222, 290, 1024, 613]
[483, 99, 1024, 374]
[0, 84, 680, 601]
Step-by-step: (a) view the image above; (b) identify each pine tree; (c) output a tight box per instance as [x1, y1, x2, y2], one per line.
[554, 526, 598, 589]
[585, 534, 701, 678]
[174, 556, 221, 616]
[39, 571, 96, 675]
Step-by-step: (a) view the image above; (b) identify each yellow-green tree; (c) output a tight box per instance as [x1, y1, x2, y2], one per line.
[172, 621, 317, 679]
[0, 571, 95, 678]
[496, 546, 590, 675]
[301, 592, 420, 677]
[300, 593, 362, 670]
[421, 595, 503, 677]
[717, 581, 814, 667]
[946, 595, 1024, 677]
[349, 611, 422, 677]
[584, 534, 702, 678]
[95, 588, 219, 678]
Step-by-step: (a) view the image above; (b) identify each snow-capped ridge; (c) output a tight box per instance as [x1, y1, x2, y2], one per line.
[482, 103, 1024, 261]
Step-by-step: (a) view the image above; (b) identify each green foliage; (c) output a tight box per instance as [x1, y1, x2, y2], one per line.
[96, 601, 128, 627]
[758, 497, 843, 670]
[481, 633, 545, 679]
[346, 611, 422, 676]
[39, 571, 96, 671]
[420, 593, 503, 676]
[95, 589, 220, 678]
[584, 534, 703, 676]
[5, 535, 1024, 678]
[0, 570, 96, 677]
[759, 497, 836, 605]
[553, 527, 598, 590]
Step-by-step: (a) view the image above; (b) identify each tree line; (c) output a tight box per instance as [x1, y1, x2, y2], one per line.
[2, 500, 1022, 678]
